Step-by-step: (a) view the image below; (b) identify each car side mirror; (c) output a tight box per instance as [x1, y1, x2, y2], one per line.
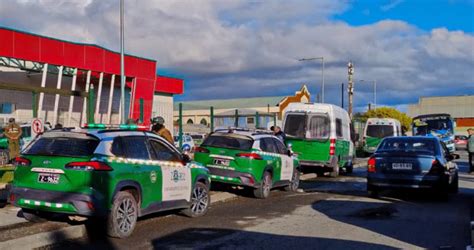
[182, 153, 191, 164]
[287, 149, 292, 157]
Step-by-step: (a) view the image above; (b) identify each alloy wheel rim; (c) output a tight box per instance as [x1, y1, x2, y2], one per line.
[117, 198, 136, 234]
[263, 174, 271, 195]
[191, 185, 208, 215]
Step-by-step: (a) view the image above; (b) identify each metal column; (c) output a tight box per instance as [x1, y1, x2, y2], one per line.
[37, 63, 48, 120]
[95, 72, 104, 123]
[52, 66, 64, 125]
[210, 106, 214, 132]
[67, 68, 78, 127]
[107, 74, 115, 124]
[81, 70, 92, 124]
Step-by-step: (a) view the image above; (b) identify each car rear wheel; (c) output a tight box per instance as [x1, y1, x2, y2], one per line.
[367, 185, 379, 198]
[284, 169, 300, 192]
[254, 171, 272, 199]
[182, 182, 210, 217]
[449, 173, 459, 194]
[107, 191, 138, 238]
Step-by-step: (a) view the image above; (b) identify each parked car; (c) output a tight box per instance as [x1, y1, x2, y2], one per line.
[10, 123, 210, 238]
[190, 133, 206, 146]
[454, 135, 468, 149]
[174, 134, 195, 152]
[193, 129, 300, 199]
[282, 103, 355, 176]
[367, 136, 459, 197]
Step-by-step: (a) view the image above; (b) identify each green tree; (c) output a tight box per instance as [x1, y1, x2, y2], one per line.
[361, 107, 412, 132]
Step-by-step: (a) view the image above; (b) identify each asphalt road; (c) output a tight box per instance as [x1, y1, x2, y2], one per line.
[46, 152, 473, 249]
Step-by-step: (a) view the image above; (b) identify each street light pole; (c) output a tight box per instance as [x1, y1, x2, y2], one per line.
[120, 0, 126, 124]
[298, 57, 325, 103]
[359, 79, 377, 109]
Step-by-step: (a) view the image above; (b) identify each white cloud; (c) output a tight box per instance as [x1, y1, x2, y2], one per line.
[0, 0, 473, 110]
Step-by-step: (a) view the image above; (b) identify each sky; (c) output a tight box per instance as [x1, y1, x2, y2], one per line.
[0, 0, 473, 111]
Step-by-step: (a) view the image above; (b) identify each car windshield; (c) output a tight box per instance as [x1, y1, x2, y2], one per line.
[191, 135, 203, 139]
[202, 134, 253, 150]
[366, 125, 394, 138]
[377, 138, 436, 155]
[23, 133, 99, 157]
[284, 114, 306, 138]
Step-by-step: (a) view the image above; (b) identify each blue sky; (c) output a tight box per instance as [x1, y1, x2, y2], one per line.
[337, 0, 473, 33]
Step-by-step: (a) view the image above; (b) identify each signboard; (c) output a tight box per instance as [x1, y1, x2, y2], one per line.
[161, 166, 192, 202]
[31, 118, 44, 137]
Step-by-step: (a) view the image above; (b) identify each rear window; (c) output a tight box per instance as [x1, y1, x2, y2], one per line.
[202, 134, 253, 150]
[24, 135, 99, 157]
[366, 125, 394, 138]
[284, 114, 306, 138]
[307, 115, 330, 139]
[377, 138, 437, 155]
[191, 135, 203, 140]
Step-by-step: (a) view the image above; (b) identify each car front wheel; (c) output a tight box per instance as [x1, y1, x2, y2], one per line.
[107, 191, 138, 238]
[284, 169, 300, 192]
[182, 182, 210, 217]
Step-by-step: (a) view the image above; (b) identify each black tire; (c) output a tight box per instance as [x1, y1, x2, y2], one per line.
[21, 208, 47, 223]
[330, 165, 340, 178]
[367, 185, 379, 198]
[254, 171, 272, 199]
[449, 173, 459, 194]
[107, 191, 138, 238]
[182, 182, 210, 218]
[284, 169, 300, 192]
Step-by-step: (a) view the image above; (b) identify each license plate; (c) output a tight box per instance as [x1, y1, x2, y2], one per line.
[38, 173, 60, 184]
[214, 159, 230, 166]
[392, 163, 412, 170]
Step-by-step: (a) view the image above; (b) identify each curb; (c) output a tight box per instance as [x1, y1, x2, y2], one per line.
[0, 191, 238, 249]
[300, 173, 317, 181]
[0, 225, 85, 250]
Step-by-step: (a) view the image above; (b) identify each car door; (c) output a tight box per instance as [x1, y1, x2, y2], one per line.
[273, 138, 294, 181]
[118, 136, 155, 208]
[148, 138, 192, 203]
[259, 138, 281, 181]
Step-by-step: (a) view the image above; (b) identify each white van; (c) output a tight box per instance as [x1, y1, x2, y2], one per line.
[283, 103, 355, 176]
[363, 118, 402, 154]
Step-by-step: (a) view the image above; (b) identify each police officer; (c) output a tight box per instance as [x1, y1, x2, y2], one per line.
[151, 116, 173, 144]
[4, 118, 22, 163]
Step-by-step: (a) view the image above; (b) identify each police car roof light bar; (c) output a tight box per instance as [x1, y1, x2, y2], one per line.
[83, 123, 148, 131]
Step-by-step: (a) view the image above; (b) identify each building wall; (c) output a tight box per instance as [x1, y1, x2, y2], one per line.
[152, 93, 174, 132]
[408, 95, 474, 118]
[174, 106, 280, 125]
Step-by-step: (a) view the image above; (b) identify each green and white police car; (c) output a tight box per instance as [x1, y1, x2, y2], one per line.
[11, 124, 211, 238]
[193, 129, 300, 199]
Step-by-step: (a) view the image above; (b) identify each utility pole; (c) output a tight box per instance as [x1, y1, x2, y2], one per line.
[120, 0, 126, 124]
[347, 61, 354, 119]
[341, 83, 344, 109]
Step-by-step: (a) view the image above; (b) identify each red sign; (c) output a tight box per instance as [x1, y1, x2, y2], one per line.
[32, 118, 43, 135]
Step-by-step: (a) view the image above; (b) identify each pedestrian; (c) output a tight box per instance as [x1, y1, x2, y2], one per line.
[3, 118, 22, 163]
[468, 128, 474, 173]
[270, 126, 275, 132]
[274, 126, 286, 142]
[53, 123, 63, 130]
[151, 116, 173, 144]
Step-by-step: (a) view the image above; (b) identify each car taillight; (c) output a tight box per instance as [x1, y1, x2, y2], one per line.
[65, 161, 113, 171]
[367, 157, 376, 173]
[429, 159, 444, 174]
[194, 147, 210, 153]
[236, 152, 263, 160]
[14, 157, 31, 167]
[329, 138, 336, 156]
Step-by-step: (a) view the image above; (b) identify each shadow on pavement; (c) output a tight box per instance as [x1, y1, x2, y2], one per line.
[151, 227, 398, 250]
[311, 198, 469, 249]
